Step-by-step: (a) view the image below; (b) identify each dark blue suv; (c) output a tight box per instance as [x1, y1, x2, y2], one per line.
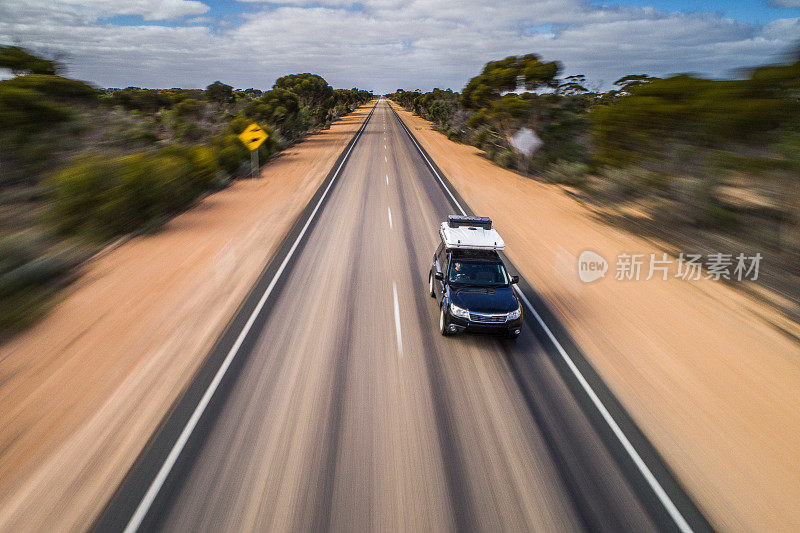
[428, 216, 523, 339]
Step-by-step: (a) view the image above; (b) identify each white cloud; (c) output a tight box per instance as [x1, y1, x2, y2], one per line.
[768, 0, 800, 8]
[0, 0, 796, 92]
[0, 0, 209, 24]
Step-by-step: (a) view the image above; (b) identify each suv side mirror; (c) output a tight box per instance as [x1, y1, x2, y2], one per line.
[434, 271, 444, 281]
[510, 275, 519, 284]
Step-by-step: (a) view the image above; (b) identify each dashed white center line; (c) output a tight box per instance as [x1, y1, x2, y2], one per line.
[385, 173, 389, 185]
[387, 206, 393, 229]
[385, 155, 388, 163]
[392, 281, 403, 358]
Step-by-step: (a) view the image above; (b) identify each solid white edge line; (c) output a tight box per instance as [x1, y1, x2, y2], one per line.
[514, 289, 692, 533]
[392, 281, 403, 358]
[123, 105, 374, 533]
[391, 106, 693, 533]
[387, 206, 393, 229]
[392, 111, 465, 215]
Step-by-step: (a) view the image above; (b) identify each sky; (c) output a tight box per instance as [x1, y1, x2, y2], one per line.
[1, 0, 798, 93]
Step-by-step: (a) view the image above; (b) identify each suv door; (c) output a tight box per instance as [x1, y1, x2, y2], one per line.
[435, 245, 449, 303]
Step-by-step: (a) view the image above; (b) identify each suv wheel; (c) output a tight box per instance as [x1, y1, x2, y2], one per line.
[439, 305, 451, 336]
[428, 271, 436, 297]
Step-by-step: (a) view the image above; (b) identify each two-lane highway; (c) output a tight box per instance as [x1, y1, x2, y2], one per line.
[124, 100, 679, 531]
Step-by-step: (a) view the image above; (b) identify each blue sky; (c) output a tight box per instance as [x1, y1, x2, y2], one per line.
[2, 0, 799, 92]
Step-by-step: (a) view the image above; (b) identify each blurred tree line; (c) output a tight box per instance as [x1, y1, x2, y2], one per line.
[389, 50, 800, 306]
[0, 46, 372, 335]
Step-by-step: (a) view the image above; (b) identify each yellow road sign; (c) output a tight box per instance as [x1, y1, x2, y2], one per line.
[238, 123, 268, 151]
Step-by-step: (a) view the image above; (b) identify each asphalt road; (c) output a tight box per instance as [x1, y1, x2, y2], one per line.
[148, 99, 663, 531]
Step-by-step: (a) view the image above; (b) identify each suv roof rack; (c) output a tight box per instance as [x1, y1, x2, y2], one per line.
[447, 215, 492, 229]
[440, 215, 505, 251]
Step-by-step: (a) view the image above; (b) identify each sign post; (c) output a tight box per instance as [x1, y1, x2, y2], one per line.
[237, 123, 269, 178]
[250, 150, 258, 179]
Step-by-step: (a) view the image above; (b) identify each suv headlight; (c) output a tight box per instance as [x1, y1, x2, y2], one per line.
[507, 305, 521, 320]
[449, 302, 470, 320]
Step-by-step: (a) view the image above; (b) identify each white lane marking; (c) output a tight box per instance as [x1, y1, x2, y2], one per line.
[123, 105, 376, 533]
[385, 173, 389, 185]
[392, 281, 403, 358]
[515, 290, 692, 533]
[392, 107, 693, 533]
[384, 144, 387, 150]
[392, 111, 465, 215]
[385, 155, 388, 163]
[387, 206, 393, 229]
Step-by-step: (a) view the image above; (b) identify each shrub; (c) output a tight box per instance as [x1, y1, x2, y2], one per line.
[186, 146, 221, 190]
[597, 166, 659, 199]
[0, 233, 79, 334]
[214, 134, 249, 174]
[544, 160, 589, 186]
[494, 149, 517, 169]
[1, 75, 97, 101]
[173, 98, 202, 118]
[47, 147, 220, 241]
[0, 86, 73, 130]
[124, 124, 159, 145]
[172, 120, 202, 142]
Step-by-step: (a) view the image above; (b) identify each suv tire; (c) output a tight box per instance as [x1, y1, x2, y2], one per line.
[439, 305, 451, 336]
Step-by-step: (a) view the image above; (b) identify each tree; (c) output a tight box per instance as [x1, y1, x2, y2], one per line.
[0, 46, 60, 76]
[612, 74, 659, 96]
[243, 88, 306, 140]
[461, 54, 560, 109]
[205, 81, 233, 105]
[273, 73, 334, 126]
[557, 75, 590, 96]
[273, 73, 333, 108]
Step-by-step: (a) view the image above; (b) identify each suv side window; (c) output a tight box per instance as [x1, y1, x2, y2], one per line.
[441, 250, 450, 279]
[435, 242, 445, 274]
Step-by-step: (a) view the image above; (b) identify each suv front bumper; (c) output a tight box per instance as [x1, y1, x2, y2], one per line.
[447, 312, 523, 335]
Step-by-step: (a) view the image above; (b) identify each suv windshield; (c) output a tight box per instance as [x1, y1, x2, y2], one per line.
[448, 260, 509, 287]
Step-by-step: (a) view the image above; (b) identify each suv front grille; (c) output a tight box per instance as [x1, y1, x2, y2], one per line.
[469, 312, 507, 323]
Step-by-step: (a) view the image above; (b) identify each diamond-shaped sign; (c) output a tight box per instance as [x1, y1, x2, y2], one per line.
[510, 127, 542, 157]
[238, 123, 268, 151]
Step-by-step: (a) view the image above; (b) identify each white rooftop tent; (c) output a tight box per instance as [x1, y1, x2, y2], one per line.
[439, 215, 505, 251]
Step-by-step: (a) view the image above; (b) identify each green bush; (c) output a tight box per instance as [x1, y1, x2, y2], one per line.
[124, 124, 159, 145]
[597, 166, 660, 199]
[0, 86, 73, 130]
[214, 134, 249, 174]
[544, 160, 589, 186]
[1, 75, 97, 100]
[494, 149, 517, 169]
[172, 120, 202, 142]
[186, 146, 221, 190]
[0, 233, 79, 334]
[47, 147, 221, 241]
[173, 98, 202, 118]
